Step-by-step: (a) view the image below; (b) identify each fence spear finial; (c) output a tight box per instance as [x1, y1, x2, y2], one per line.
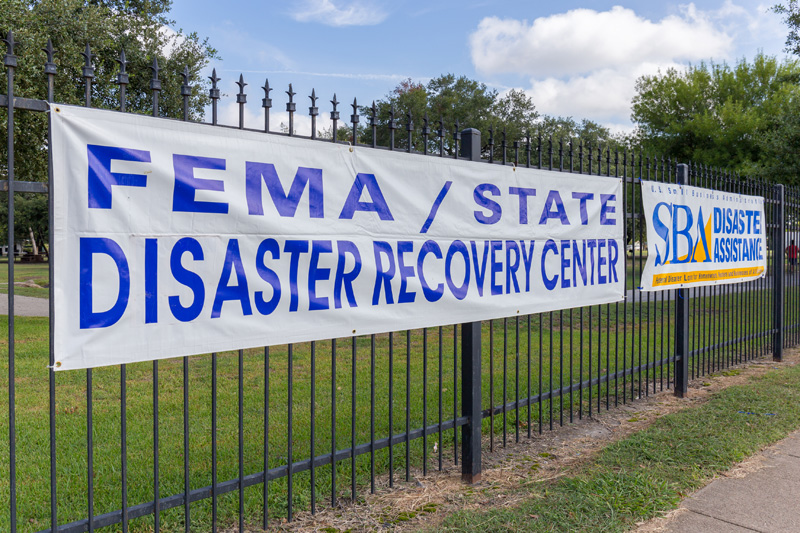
[236, 74, 247, 104]
[3, 30, 17, 56]
[309, 88, 319, 115]
[43, 39, 55, 66]
[209, 68, 220, 95]
[351, 97, 358, 122]
[262, 79, 272, 111]
[180, 66, 190, 93]
[330, 93, 340, 120]
[3, 31, 17, 63]
[260, 79, 272, 132]
[81, 43, 94, 78]
[330, 93, 340, 142]
[116, 48, 128, 75]
[150, 57, 161, 89]
[309, 88, 319, 139]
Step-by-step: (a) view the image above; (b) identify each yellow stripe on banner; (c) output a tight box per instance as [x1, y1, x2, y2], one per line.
[651, 266, 765, 287]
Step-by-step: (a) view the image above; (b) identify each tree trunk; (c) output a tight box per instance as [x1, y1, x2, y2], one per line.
[28, 227, 38, 256]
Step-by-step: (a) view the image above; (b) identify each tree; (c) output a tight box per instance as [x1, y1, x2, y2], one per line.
[758, 92, 800, 184]
[0, 0, 218, 249]
[630, 53, 800, 175]
[775, 1, 800, 56]
[359, 74, 539, 159]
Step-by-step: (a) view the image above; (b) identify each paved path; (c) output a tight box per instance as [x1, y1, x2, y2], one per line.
[659, 430, 800, 532]
[0, 293, 49, 317]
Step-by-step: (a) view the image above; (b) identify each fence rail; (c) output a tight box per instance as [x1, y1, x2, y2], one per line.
[2, 32, 798, 532]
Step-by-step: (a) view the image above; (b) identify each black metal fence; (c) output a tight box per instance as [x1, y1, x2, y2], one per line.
[1, 33, 797, 532]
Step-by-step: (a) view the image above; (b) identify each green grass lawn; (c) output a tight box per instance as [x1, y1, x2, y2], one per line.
[0, 258, 49, 298]
[436, 358, 800, 532]
[0, 284, 785, 531]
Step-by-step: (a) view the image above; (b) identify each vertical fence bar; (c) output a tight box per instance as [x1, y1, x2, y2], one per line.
[238, 349, 244, 532]
[235, 76, 246, 130]
[460, 128, 482, 483]
[369, 335, 375, 492]
[489, 322, 494, 452]
[209, 70, 219, 126]
[262, 80, 272, 132]
[81, 42, 96, 533]
[453, 325, 458, 465]
[286, 85, 295, 136]
[674, 164, 690, 397]
[388, 332, 393, 487]
[503, 318, 508, 444]
[211, 353, 218, 532]
[44, 38, 58, 533]
[178, 65, 190, 532]
[311, 342, 317, 511]
[309, 89, 318, 139]
[352, 337, 357, 498]
[288, 343, 294, 521]
[461, 321, 481, 483]
[774, 184, 785, 361]
[153, 360, 160, 533]
[262, 346, 274, 529]
[423, 328, 428, 476]
[405, 330, 411, 482]
[438, 328, 443, 469]
[4, 31, 17, 533]
[331, 340, 337, 506]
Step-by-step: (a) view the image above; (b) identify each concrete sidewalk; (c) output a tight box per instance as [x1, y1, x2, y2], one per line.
[0, 293, 49, 316]
[656, 430, 800, 532]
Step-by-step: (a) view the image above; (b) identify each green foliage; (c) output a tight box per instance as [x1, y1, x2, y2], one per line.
[775, 1, 800, 56]
[631, 53, 800, 175]
[0, 0, 218, 244]
[758, 92, 800, 184]
[352, 74, 626, 163]
[0, 194, 48, 253]
[359, 74, 538, 159]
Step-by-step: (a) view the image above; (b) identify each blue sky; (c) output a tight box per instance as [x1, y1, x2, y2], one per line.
[169, 1, 788, 135]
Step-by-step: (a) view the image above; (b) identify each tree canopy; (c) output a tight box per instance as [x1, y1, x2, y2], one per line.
[631, 53, 800, 176]
[775, 1, 800, 56]
[1, 0, 217, 246]
[352, 74, 539, 159]
[346, 73, 622, 164]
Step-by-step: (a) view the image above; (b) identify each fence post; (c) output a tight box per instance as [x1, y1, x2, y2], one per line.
[674, 163, 690, 397]
[460, 128, 482, 483]
[774, 184, 785, 362]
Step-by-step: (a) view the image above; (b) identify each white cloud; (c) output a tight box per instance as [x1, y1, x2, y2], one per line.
[469, 3, 786, 127]
[528, 62, 682, 124]
[291, 0, 387, 27]
[470, 5, 732, 78]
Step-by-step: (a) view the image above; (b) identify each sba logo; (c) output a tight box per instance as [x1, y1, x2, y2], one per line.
[651, 203, 712, 266]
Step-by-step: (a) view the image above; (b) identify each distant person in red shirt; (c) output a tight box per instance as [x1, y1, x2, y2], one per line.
[787, 239, 798, 273]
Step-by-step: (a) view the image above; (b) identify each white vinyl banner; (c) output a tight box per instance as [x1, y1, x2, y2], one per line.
[51, 105, 623, 370]
[640, 180, 767, 291]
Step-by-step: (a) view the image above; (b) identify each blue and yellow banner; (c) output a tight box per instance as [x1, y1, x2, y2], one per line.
[640, 181, 766, 291]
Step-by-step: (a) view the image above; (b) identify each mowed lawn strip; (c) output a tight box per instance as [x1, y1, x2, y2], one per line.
[0, 258, 50, 298]
[436, 361, 800, 532]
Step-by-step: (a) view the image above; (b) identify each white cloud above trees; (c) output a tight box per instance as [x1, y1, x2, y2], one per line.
[290, 0, 388, 27]
[469, 2, 784, 126]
